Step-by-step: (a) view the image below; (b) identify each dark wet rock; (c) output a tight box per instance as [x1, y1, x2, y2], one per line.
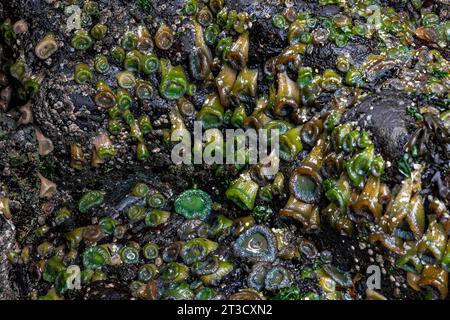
[0, 217, 16, 300]
[226, 0, 325, 67]
[317, 5, 342, 16]
[342, 91, 416, 164]
[108, 265, 139, 282]
[228, 0, 288, 66]
[83, 280, 132, 300]
[303, 37, 377, 72]
[143, 0, 187, 26]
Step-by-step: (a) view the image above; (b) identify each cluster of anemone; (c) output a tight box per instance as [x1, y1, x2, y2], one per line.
[0, 0, 449, 301]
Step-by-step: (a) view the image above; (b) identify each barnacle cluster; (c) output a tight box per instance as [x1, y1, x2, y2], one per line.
[0, 0, 449, 300]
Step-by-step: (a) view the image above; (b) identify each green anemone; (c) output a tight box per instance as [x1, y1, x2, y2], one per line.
[82, 246, 110, 269]
[181, 238, 218, 265]
[225, 173, 259, 210]
[120, 245, 140, 264]
[174, 189, 212, 220]
[78, 190, 105, 214]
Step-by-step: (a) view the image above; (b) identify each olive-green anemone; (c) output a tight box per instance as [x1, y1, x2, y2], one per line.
[145, 210, 171, 227]
[146, 192, 166, 209]
[209, 215, 233, 238]
[120, 245, 140, 264]
[199, 260, 233, 286]
[160, 59, 188, 100]
[98, 217, 117, 235]
[162, 282, 194, 300]
[248, 262, 271, 291]
[160, 262, 189, 282]
[131, 183, 150, 198]
[195, 287, 220, 300]
[127, 205, 146, 222]
[138, 264, 158, 282]
[264, 266, 294, 291]
[181, 238, 218, 265]
[82, 246, 110, 269]
[225, 173, 259, 210]
[43, 256, 65, 282]
[143, 243, 159, 260]
[78, 190, 105, 213]
[192, 256, 220, 276]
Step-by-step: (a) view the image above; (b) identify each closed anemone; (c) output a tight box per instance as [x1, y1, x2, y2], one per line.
[74, 63, 93, 84]
[233, 225, 277, 262]
[95, 90, 116, 109]
[127, 121, 142, 144]
[35, 34, 58, 60]
[124, 50, 142, 72]
[146, 192, 166, 208]
[323, 265, 353, 288]
[71, 30, 92, 51]
[163, 282, 194, 300]
[131, 183, 150, 198]
[116, 71, 136, 89]
[78, 190, 104, 213]
[264, 266, 293, 291]
[248, 262, 271, 291]
[195, 287, 219, 300]
[54, 208, 71, 226]
[196, 93, 224, 129]
[82, 225, 104, 242]
[227, 32, 249, 70]
[225, 173, 259, 210]
[177, 220, 209, 240]
[138, 264, 158, 282]
[199, 260, 233, 286]
[174, 189, 212, 220]
[192, 255, 220, 276]
[121, 31, 138, 50]
[275, 72, 300, 116]
[135, 80, 153, 100]
[162, 242, 183, 262]
[127, 205, 146, 222]
[181, 238, 218, 265]
[160, 262, 189, 282]
[145, 210, 170, 227]
[43, 256, 65, 283]
[155, 24, 174, 50]
[209, 215, 233, 238]
[299, 239, 318, 259]
[229, 289, 264, 300]
[300, 120, 323, 148]
[129, 281, 146, 298]
[142, 54, 160, 74]
[345, 145, 374, 187]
